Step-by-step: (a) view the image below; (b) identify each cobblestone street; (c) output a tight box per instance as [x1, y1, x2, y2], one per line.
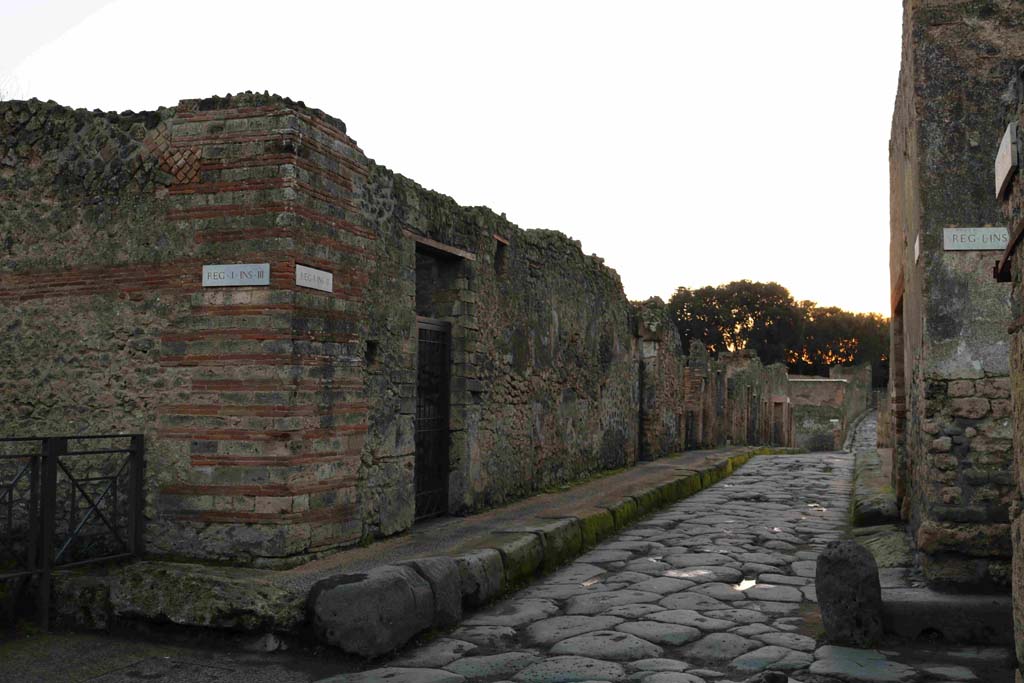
[328, 434, 856, 681]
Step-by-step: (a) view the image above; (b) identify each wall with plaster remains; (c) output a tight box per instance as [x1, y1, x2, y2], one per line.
[2, 94, 805, 567]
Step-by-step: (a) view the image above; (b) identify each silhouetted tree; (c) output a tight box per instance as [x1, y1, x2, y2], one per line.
[668, 281, 889, 387]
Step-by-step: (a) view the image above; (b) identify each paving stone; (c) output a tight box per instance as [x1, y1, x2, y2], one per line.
[610, 571, 664, 584]
[650, 609, 736, 632]
[444, 652, 541, 678]
[810, 646, 919, 682]
[513, 655, 627, 682]
[704, 608, 769, 624]
[681, 633, 759, 663]
[630, 577, 696, 594]
[690, 583, 746, 602]
[602, 603, 666, 618]
[391, 638, 478, 668]
[463, 598, 560, 627]
[731, 646, 811, 673]
[640, 674, 707, 683]
[519, 584, 609, 600]
[748, 600, 798, 615]
[549, 630, 663, 661]
[664, 553, 734, 567]
[922, 664, 978, 680]
[319, 669, 466, 683]
[565, 589, 662, 615]
[448, 625, 518, 648]
[578, 550, 634, 563]
[524, 615, 625, 646]
[615, 620, 702, 646]
[660, 593, 730, 611]
[754, 574, 807, 586]
[623, 559, 675, 574]
[753, 631, 816, 652]
[730, 623, 776, 637]
[627, 659, 693, 672]
[736, 553, 788, 566]
[662, 566, 743, 584]
[743, 584, 803, 603]
[546, 564, 607, 584]
[791, 561, 816, 578]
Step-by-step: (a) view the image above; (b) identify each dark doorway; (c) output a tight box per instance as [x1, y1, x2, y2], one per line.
[414, 317, 450, 521]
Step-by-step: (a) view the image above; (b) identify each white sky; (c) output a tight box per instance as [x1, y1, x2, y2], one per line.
[2, 0, 902, 315]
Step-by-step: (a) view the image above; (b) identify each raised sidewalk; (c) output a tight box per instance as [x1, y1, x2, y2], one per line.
[54, 445, 765, 654]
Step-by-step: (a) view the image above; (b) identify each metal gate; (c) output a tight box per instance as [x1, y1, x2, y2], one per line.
[0, 434, 144, 627]
[414, 318, 450, 521]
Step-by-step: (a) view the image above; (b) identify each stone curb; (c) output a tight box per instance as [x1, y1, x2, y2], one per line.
[53, 450, 757, 658]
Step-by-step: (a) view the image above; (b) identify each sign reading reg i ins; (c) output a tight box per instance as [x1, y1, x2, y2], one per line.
[295, 264, 333, 293]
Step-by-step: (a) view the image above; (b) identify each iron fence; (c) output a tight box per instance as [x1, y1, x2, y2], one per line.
[0, 434, 143, 627]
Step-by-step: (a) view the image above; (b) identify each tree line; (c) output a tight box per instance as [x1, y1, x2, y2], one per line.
[666, 280, 889, 387]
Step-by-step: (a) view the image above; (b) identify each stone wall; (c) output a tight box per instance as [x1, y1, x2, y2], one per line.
[790, 379, 846, 451]
[2, 93, 810, 567]
[889, 0, 1021, 590]
[995, 62, 1024, 683]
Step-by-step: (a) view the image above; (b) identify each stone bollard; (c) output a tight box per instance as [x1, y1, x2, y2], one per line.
[816, 540, 884, 647]
[307, 565, 435, 657]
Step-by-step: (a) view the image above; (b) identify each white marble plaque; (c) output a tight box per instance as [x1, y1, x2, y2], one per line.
[943, 227, 1009, 251]
[202, 263, 270, 287]
[995, 122, 1018, 198]
[295, 264, 333, 292]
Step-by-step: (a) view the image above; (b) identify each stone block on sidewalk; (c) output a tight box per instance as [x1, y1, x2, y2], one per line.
[308, 564, 434, 657]
[816, 540, 884, 647]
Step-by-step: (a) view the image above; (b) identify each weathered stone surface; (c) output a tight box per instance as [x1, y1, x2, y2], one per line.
[108, 562, 304, 632]
[319, 669, 465, 683]
[448, 625, 517, 649]
[390, 639, 477, 668]
[513, 656, 626, 682]
[454, 549, 504, 607]
[524, 615, 624, 646]
[463, 598, 559, 627]
[816, 540, 883, 647]
[444, 652, 540, 678]
[308, 565, 433, 657]
[615, 620, 702, 646]
[810, 646, 917, 682]
[549, 630, 663, 661]
[731, 646, 812, 673]
[399, 556, 462, 628]
[627, 659, 693, 672]
[680, 632, 758, 662]
[564, 589, 662, 615]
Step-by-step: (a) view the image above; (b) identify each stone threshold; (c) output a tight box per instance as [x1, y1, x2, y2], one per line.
[53, 445, 770, 655]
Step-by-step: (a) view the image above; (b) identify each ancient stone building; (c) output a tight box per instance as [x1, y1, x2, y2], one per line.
[994, 63, 1024, 683]
[889, 0, 1020, 590]
[0, 94, 802, 567]
[790, 364, 872, 452]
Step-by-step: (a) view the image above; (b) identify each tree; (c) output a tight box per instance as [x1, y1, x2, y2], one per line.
[667, 280, 800, 364]
[668, 281, 889, 387]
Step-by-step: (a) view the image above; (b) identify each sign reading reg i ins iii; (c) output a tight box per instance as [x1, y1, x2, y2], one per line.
[295, 264, 333, 293]
[943, 227, 1009, 251]
[202, 263, 270, 287]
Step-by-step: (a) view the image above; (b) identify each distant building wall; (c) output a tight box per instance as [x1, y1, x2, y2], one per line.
[790, 379, 846, 452]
